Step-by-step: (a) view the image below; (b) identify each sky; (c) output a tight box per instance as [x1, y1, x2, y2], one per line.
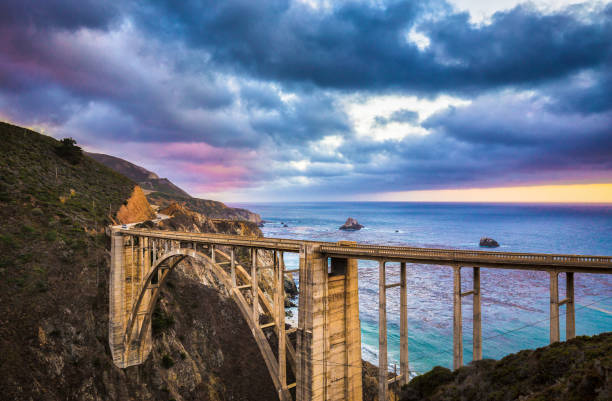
[1, 0, 611, 202]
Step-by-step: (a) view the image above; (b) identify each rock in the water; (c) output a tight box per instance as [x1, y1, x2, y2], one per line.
[339, 217, 364, 230]
[479, 237, 500, 247]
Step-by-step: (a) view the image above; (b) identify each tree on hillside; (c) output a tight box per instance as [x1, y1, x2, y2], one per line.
[55, 137, 82, 164]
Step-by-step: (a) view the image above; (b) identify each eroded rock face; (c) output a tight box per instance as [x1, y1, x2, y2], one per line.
[479, 237, 500, 247]
[116, 185, 156, 224]
[154, 202, 262, 237]
[339, 217, 364, 231]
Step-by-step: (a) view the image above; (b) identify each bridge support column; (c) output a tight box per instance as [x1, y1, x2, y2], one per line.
[473, 267, 482, 361]
[400, 262, 409, 386]
[453, 265, 463, 370]
[296, 245, 362, 401]
[379, 260, 388, 401]
[252, 248, 259, 323]
[230, 247, 237, 287]
[549, 271, 560, 343]
[109, 229, 126, 366]
[566, 272, 575, 340]
[276, 251, 290, 401]
[109, 231, 153, 367]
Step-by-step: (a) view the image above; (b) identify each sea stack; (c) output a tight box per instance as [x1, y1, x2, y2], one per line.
[339, 217, 364, 231]
[479, 237, 500, 247]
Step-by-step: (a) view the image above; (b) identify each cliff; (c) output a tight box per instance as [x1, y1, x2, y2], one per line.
[149, 191, 262, 224]
[155, 202, 261, 236]
[0, 122, 277, 401]
[115, 185, 156, 224]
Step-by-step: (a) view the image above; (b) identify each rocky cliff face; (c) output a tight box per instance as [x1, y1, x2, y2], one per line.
[149, 192, 262, 224]
[115, 185, 156, 224]
[154, 202, 261, 236]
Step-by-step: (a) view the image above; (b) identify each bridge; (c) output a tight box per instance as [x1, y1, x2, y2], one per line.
[109, 228, 612, 401]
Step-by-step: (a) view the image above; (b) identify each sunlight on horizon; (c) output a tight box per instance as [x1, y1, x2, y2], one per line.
[369, 183, 612, 204]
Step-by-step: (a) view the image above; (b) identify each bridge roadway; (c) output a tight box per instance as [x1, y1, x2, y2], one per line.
[120, 228, 612, 273]
[112, 228, 612, 401]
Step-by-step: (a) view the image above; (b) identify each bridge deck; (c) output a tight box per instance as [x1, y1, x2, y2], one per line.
[120, 229, 612, 273]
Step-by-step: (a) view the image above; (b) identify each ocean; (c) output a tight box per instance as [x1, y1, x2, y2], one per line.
[230, 202, 612, 376]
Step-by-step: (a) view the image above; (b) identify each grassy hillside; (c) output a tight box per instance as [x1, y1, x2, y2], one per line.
[400, 332, 612, 401]
[0, 122, 134, 293]
[0, 122, 276, 400]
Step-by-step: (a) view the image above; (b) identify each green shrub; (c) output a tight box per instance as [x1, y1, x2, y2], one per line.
[161, 354, 174, 369]
[401, 366, 454, 401]
[55, 138, 82, 164]
[45, 230, 57, 242]
[0, 234, 15, 247]
[152, 306, 174, 335]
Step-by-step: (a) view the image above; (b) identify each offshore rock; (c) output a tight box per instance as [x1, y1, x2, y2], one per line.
[339, 217, 364, 231]
[479, 237, 500, 248]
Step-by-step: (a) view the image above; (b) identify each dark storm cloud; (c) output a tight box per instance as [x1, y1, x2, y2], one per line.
[132, 1, 612, 94]
[0, 0, 119, 32]
[0, 0, 611, 198]
[250, 92, 351, 144]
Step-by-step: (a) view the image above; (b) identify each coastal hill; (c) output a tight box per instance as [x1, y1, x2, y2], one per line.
[0, 122, 276, 400]
[86, 152, 191, 198]
[88, 151, 262, 224]
[400, 332, 612, 401]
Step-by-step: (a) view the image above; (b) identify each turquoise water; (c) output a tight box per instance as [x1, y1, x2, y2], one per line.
[231, 202, 612, 375]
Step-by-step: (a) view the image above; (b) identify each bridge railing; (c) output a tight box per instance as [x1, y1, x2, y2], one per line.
[320, 244, 612, 267]
[119, 228, 612, 268]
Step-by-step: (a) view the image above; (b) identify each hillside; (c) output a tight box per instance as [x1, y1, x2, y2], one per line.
[88, 152, 262, 223]
[400, 332, 612, 401]
[86, 152, 192, 198]
[0, 122, 276, 400]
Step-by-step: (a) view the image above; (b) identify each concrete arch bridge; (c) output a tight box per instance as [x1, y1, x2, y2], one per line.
[109, 228, 612, 401]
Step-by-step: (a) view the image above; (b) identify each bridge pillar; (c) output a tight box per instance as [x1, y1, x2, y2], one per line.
[400, 262, 409, 386]
[109, 231, 153, 367]
[549, 271, 560, 343]
[379, 260, 388, 401]
[473, 267, 482, 361]
[296, 245, 362, 401]
[566, 272, 575, 340]
[453, 265, 463, 370]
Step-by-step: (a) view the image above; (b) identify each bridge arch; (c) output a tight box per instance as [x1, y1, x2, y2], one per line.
[118, 246, 285, 397]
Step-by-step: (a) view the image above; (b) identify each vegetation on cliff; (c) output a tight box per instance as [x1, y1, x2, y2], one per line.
[400, 332, 612, 401]
[0, 122, 277, 400]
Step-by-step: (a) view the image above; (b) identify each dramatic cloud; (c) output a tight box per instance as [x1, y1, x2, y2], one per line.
[0, 0, 610, 201]
[373, 109, 419, 127]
